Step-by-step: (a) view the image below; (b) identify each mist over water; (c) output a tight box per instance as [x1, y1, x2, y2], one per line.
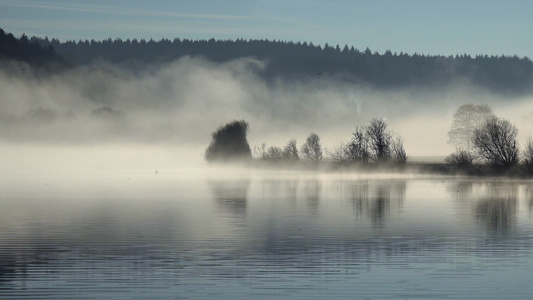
[3, 55, 533, 298]
[1, 171, 533, 299]
[2, 56, 533, 171]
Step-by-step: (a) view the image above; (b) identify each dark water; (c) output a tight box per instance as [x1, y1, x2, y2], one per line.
[1, 169, 533, 299]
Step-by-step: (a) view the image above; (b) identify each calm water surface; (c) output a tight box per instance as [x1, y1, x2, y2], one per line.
[1, 169, 533, 299]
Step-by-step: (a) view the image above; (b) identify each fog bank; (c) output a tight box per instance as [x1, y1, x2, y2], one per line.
[2, 56, 533, 171]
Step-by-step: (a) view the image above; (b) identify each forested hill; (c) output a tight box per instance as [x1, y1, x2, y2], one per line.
[7, 28, 533, 95]
[0, 28, 66, 70]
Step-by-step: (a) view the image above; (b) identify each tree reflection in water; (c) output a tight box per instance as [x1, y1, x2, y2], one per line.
[475, 183, 518, 235]
[208, 179, 251, 217]
[342, 179, 406, 227]
[526, 184, 533, 213]
[302, 179, 322, 214]
[259, 178, 299, 202]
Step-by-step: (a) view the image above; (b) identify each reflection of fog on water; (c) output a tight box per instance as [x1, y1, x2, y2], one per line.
[258, 178, 299, 202]
[2, 174, 533, 299]
[526, 184, 533, 212]
[302, 179, 322, 214]
[341, 179, 406, 227]
[208, 179, 251, 217]
[447, 180, 475, 204]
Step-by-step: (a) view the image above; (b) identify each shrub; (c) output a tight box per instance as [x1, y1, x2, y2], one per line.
[445, 149, 475, 167]
[205, 120, 252, 162]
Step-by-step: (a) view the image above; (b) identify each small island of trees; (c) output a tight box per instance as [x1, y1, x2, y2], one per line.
[206, 105, 533, 177]
[205, 118, 408, 168]
[445, 103, 532, 175]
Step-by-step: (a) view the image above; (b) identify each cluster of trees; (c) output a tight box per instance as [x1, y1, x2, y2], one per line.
[205, 119, 406, 166]
[24, 30, 533, 95]
[253, 133, 323, 162]
[0, 29, 65, 70]
[206, 111, 533, 175]
[204, 120, 325, 163]
[446, 104, 532, 171]
[328, 119, 407, 165]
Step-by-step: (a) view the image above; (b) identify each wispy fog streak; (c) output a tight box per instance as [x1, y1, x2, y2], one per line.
[1, 56, 533, 171]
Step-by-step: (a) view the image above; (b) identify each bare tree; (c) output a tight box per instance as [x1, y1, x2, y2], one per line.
[522, 138, 533, 172]
[253, 143, 267, 159]
[448, 104, 494, 150]
[265, 146, 283, 161]
[301, 133, 322, 162]
[391, 136, 407, 164]
[328, 142, 351, 163]
[365, 118, 394, 163]
[347, 126, 371, 163]
[328, 127, 369, 163]
[367, 119, 407, 164]
[472, 117, 519, 168]
[282, 139, 299, 160]
[329, 119, 406, 164]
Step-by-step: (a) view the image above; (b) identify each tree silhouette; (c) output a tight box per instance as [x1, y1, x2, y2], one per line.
[346, 126, 371, 163]
[365, 119, 393, 163]
[301, 133, 322, 162]
[448, 104, 495, 151]
[0, 28, 64, 69]
[523, 138, 533, 173]
[265, 146, 283, 161]
[282, 139, 299, 160]
[364, 118, 406, 164]
[473, 117, 518, 168]
[330, 119, 406, 164]
[205, 120, 252, 162]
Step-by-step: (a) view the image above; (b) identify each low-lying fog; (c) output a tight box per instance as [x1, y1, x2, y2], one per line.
[2, 57, 533, 173]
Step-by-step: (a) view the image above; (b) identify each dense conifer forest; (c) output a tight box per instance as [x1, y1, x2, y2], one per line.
[2, 27, 533, 95]
[0, 28, 66, 70]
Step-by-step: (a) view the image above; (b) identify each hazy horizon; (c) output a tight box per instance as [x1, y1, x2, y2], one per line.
[3, 3, 533, 299]
[2, 54, 533, 173]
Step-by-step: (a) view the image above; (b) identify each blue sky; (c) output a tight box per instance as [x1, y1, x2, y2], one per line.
[1, 0, 533, 58]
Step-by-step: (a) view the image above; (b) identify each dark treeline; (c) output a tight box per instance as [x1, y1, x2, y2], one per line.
[1, 27, 533, 94]
[28, 33, 533, 95]
[0, 28, 67, 70]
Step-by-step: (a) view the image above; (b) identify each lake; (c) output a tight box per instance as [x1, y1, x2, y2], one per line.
[1, 168, 533, 299]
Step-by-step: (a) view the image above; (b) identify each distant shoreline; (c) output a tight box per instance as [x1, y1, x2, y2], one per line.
[232, 159, 533, 178]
